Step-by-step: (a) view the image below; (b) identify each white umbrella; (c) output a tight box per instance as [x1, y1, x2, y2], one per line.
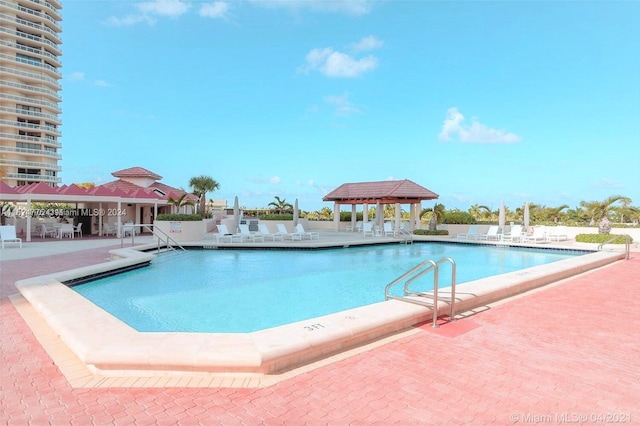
[523, 202, 530, 229]
[233, 196, 240, 233]
[499, 200, 506, 228]
[293, 198, 299, 227]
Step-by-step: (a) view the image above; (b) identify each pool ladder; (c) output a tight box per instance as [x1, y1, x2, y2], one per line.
[384, 257, 456, 328]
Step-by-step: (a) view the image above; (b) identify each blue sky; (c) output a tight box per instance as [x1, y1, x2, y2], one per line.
[59, 0, 639, 213]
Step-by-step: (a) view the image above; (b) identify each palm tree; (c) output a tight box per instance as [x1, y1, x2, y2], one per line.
[167, 193, 195, 214]
[580, 195, 632, 233]
[189, 175, 220, 215]
[420, 203, 445, 225]
[268, 196, 293, 214]
[468, 204, 491, 221]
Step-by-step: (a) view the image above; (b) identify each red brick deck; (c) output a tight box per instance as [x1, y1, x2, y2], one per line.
[1, 247, 638, 424]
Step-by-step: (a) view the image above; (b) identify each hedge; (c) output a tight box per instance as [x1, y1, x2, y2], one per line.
[155, 214, 202, 221]
[413, 229, 449, 236]
[574, 234, 632, 244]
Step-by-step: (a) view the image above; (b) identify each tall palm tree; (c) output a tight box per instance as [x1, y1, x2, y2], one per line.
[420, 203, 445, 223]
[268, 196, 293, 214]
[580, 195, 631, 234]
[468, 204, 491, 221]
[580, 195, 631, 223]
[189, 175, 220, 215]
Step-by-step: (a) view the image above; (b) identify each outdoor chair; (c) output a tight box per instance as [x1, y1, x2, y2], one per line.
[0, 225, 22, 248]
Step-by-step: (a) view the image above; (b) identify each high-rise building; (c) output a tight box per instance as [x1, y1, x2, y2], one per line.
[0, 0, 63, 187]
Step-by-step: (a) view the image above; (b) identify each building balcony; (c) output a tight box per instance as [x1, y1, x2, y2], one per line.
[0, 79, 60, 102]
[0, 145, 61, 160]
[0, 132, 62, 149]
[6, 172, 61, 184]
[0, 64, 61, 89]
[0, 91, 62, 114]
[0, 0, 63, 32]
[0, 106, 61, 124]
[0, 119, 61, 137]
[0, 158, 61, 172]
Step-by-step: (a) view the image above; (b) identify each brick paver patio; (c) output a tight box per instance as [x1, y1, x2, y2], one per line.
[1, 244, 638, 425]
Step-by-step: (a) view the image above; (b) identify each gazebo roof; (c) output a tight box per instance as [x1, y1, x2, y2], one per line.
[323, 179, 438, 204]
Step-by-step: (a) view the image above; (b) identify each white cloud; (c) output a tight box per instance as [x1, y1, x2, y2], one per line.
[247, 176, 282, 184]
[94, 80, 112, 87]
[137, 0, 190, 17]
[199, 2, 229, 18]
[106, 0, 188, 26]
[438, 107, 522, 144]
[106, 14, 155, 26]
[324, 93, 360, 116]
[351, 35, 384, 52]
[248, 0, 373, 15]
[300, 46, 378, 78]
[68, 72, 85, 81]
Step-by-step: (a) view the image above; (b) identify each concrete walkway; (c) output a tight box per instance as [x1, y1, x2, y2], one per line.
[1, 236, 639, 424]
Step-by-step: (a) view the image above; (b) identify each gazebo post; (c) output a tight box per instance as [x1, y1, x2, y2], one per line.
[351, 204, 357, 231]
[394, 203, 401, 235]
[333, 202, 340, 231]
[363, 203, 369, 224]
[409, 203, 416, 232]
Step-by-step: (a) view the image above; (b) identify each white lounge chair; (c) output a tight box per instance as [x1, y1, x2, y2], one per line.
[547, 226, 569, 241]
[295, 223, 319, 240]
[0, 225, 22, 248]
[523, 226, 547, 243]
[239, 224, 263, 242]
[277, 224, 302, 241]
[362, 222, 374, 237]
[457, 224, 479, 240]
[501, 225, 524, 242]
[476, 225, 500, 241]
[215, 224, 243, 243]
[258, 224, 283, 241]
[382, 222, 396, 237]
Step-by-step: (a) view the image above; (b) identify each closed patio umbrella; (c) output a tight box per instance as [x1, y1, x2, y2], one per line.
[233, 196, 240, 233]
[499, 200, 506, 228]
[523, 202, 530, 228]
[293, 198, 299, 227]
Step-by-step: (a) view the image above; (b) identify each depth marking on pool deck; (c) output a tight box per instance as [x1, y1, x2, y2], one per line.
[10, 293, 424, 388]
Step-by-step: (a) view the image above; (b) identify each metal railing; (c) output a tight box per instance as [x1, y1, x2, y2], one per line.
[119, 224, 185, 252]
[397, 227, 414, 244]
[598, 234, 631, 260]
[385, 257, 456, 328]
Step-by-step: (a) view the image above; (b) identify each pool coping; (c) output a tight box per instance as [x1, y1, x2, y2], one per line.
[14, 244, 625, 377]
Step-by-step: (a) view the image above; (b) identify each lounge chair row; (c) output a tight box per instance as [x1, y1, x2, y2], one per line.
[456, 225, 570, 243]
[215, 223, 319, 243]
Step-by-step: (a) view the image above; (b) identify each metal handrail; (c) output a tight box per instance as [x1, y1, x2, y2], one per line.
[598, 234, 631, 260]
[384, 257, 457, 328]
[119, 224, 186, 252]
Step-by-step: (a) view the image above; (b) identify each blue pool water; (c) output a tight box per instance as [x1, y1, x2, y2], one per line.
[73, 243, 581, 333]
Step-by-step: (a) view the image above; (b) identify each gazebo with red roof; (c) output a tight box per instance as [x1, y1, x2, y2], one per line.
[323, 179, 439, 233]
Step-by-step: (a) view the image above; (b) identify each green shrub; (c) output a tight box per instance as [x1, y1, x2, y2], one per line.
[260, 214, 294, 220]
[574, 234, 632, 244]
[339, 212, 364, 221]
[156, 213, 202, 221]
[443, 212, 476, 224]
[414, 229, 449, 236]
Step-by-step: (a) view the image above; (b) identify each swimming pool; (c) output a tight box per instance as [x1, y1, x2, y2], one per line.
[73, 243, 581, 333]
